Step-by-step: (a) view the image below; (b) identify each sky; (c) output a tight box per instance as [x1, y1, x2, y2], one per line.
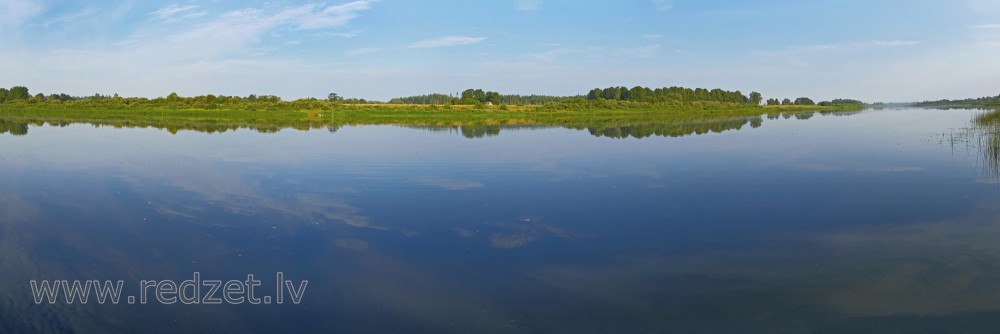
[1, 0, 999, 102]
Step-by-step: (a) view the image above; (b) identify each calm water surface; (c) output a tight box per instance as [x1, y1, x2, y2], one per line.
[2, 108, 1000, 333]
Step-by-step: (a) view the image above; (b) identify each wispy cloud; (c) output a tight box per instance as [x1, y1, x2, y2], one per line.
[615, 44, 660, 58]
[528, 47, 576, 62]
[317, 30, 363, 38]
[0, 0, 45, 29]
[514, 0, 542, 12]
[969, 0, 1000, 13]
[408, 35, 486, 48]
[151, 4, 199, 20]
[759, 40, 916, 60]
[970, 23, 1000, 29]
[515, 0, 541, 12]
[148, 2, 376, 60]
[856, 40, 919, 47]
[33, 7, 98, 28]
[297, 0, 376, 29]
[344, 47, 382, 56]
[794, 44, 840, 52]
[651, 0, 674, 12]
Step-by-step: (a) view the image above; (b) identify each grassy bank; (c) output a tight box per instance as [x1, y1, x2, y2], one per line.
[0, 102, 865, 139]
[0, 100, 860, 127]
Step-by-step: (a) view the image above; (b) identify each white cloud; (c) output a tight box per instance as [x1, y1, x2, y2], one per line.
[408, 35, 485, 48]
[297, 0, 376, 29]
[515, 0, 541, 12]
[0, 0, 44, 29]
[651, 0, 673, 12]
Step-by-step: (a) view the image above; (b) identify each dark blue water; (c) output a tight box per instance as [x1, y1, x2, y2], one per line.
[2, 108, 999, 333]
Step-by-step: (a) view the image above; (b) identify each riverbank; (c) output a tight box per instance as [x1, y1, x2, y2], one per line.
[0, 102, 862, 127]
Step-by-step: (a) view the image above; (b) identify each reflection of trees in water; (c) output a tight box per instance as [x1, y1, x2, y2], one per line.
[1, 110, 861, 139]
[404, 125, 554, 139]
[0, 119, 30, 136]
[581, 117, 759, 139]
[819, 110, 862, 117]
[406, 119, 761, 139]
[0, 118, 336, 136]
[409, 112, 868, 139]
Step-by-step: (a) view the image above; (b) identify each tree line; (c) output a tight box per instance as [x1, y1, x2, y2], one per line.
[387, 89, 580, 106]
[0, 84, 862, 109]
[0, 86, 78, 103]
[586, 86, 755, 104]
[913, 94, 1000, 107]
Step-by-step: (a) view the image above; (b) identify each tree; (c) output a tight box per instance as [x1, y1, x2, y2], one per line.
[629, 86, 652, 102]
[485, 91, 501, 105]
[461, 89, 487, 103]
[600, 87, 614, 100]
[749, 91, 763, 105]
[327, 93, 343, 103]
[587, 88, 602, 100]
[781, 98, 792, 105]
[766, 98, 780, 105]
[9, 86, 29, 100]
[793, 97, 815, 105]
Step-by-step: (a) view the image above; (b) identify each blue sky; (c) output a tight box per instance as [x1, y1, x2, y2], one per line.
[1, 0, 999, 102]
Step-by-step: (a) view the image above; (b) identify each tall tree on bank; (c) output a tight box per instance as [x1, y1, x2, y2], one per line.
[327, 93, 343, 103]
[8, 86, 29, 100]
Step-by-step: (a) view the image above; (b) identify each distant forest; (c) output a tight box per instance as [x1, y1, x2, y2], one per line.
[913, 94, 1000, 108]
